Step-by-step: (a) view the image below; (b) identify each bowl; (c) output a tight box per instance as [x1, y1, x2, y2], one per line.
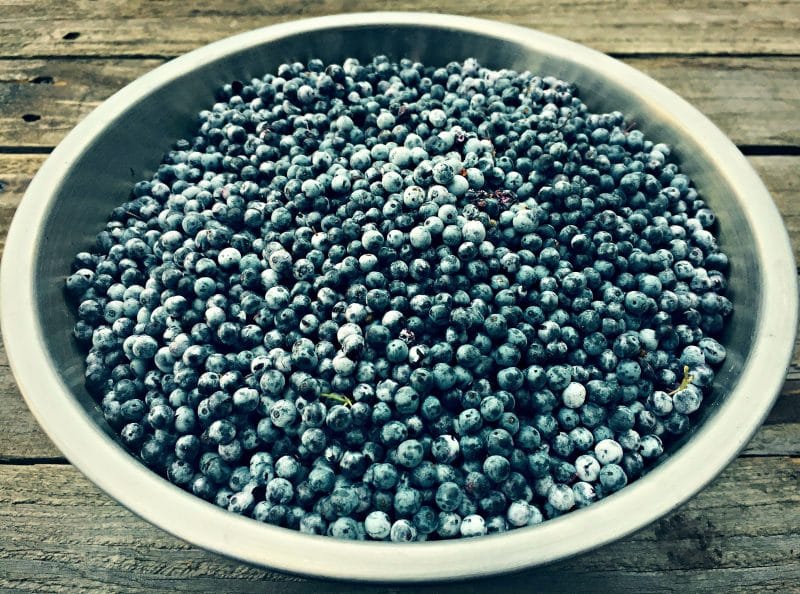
[1, 12, 796, 582]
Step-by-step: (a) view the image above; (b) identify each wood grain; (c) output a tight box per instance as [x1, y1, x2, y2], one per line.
[0, 0, 798, 57]
[0, 153, 44, 258]
[0, 59, 162, 148]
[0, 338, 61, 461]
[749, 156, 800, 267]
[0, 457, 797, 593]
[1, 57, 799, 148]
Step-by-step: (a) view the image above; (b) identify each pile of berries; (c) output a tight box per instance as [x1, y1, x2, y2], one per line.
[66, 56, 731, 541]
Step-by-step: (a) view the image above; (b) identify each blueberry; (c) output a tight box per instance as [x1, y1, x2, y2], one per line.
[576, 447, 603, 480]
[380, 420, 408, 446]
[599, 463, 628, 493]
[120, 422, 146, 449]
[364, 510, 392, 540]
[572, 481, 597, 508]
[393, 486, 422, 516]
[639, 434, 664, 459]
[294, 512, 325, 535]
[479, 396, 504, 422]
[431, 434, 460, 464]
[269, 400, 297, 428]
[371, 462, 400, 490]
[672, 385, 703, 415]
[457, 408, 483, 434]
[561, 382, 587, 408]
[385, 339, 409, 363]
[207, 419, 236, 445]
[437, 512, 462, 538]
[329, 486, 359, 516]
[396, 439, 424, 468]
[430, 481, 461, 512]
[308, 465, 335, 494]
[547, 483, 576, 512]
[462, 220, 487, 244]
[339, 450, 368, 479]
[664, 411, 691, 435]
[412, 506, 438, 535]
[460, 514, 487, 538]
[483, 455, 511, 483]
[329, 517, 361, 540]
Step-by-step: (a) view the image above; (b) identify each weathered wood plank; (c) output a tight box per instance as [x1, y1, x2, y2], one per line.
[0, 0, 798, 57]
[0, 457, 797, 592]
[0, 155, 58, 460]
[754, 156, 800, 260]
[0, 59, 162, 148]
[0, 57, 799, 148]
[634, 58, 800, 148]
[0, 153, 44, 258]
[0, 154, 798, 460]
[0, 338, 62, 461]
[742, 424, 800, 457]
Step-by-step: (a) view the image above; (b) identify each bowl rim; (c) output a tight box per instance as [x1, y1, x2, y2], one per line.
[1, 11, 797, 582]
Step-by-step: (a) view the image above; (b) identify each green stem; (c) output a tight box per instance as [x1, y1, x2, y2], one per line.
[667, 365, 694, 396]
[321, 392, 353, 407]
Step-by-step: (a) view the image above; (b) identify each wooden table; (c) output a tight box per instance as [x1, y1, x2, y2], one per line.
[1, 2, 799, 592]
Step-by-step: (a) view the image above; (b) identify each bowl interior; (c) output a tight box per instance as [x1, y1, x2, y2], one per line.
[38, 23, 754, 439]
[11, 15, 785, 581]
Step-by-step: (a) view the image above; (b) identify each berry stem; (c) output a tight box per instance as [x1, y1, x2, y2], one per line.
[668, 365, 694, 396]
[321, 392, 353, 407]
